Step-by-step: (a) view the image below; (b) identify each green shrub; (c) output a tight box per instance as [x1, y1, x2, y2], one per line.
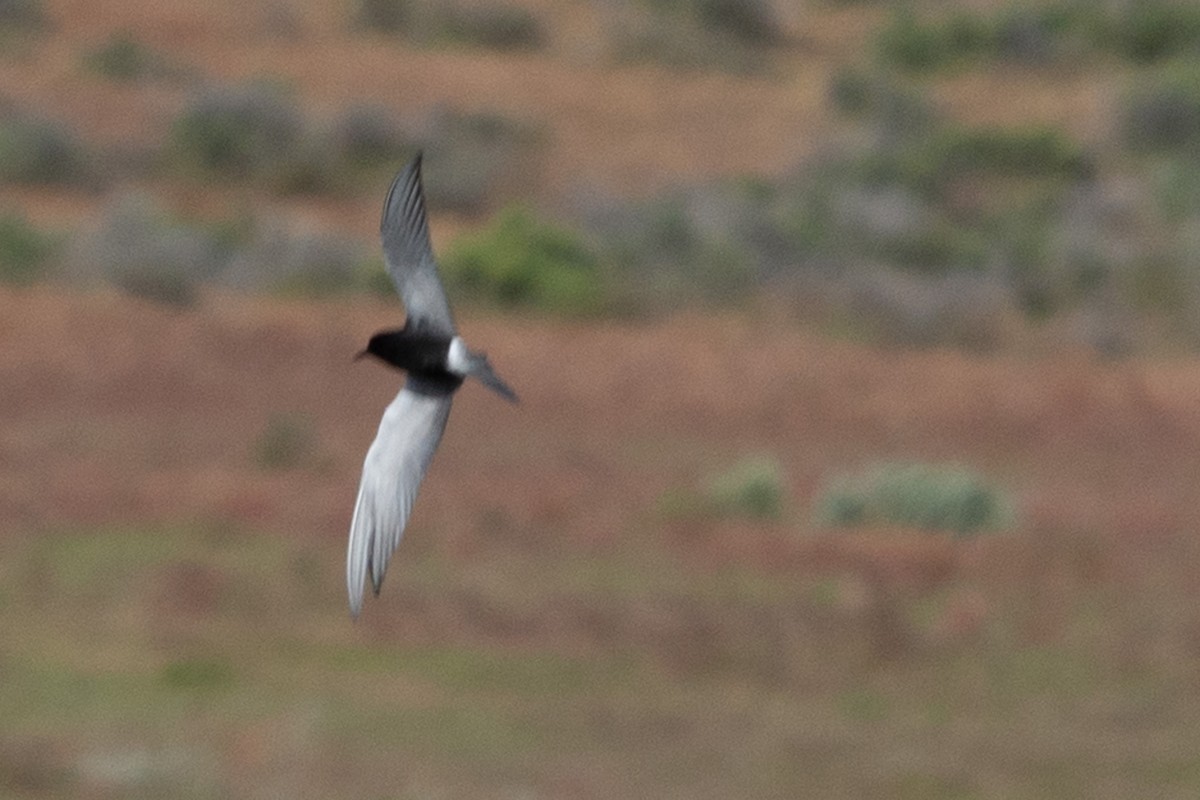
[692, 0, 783, 44]
[875, 1, 1200, 73]
[814, 462, 1014, 537]
[0, 111, 92, 186]
[1094, 0, 1200, 64]
[0, 0, 47, 31]
[81, 30, 165, 81]
[113, 266, 198, 308]
[707, 456, 785, 519]
[352, 0, 545, 52]
[169, 83, 305, 183]
[160, 658, 235, 691]
[875, 7, 993, 73]
[444, 206, 605, 314]
[657, 455, 786, 521]
[609, 9, 770, 74]
[171, 84, 428, 194]
[782, 127, 1082, 280]
[932, 126, 1092, 181]
[638, 0, 783, 43]
[352, 0, 411, 33]
[855, 124, 1091, 202]
[254, 413, 317, 470]
[0, 212, 57, 286]
[1122, 64, 1200, 154]
[827, 69, 937, 145]
[435, 3, 545, 51]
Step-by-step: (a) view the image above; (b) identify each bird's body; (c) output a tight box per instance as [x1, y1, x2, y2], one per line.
[347, 154, 517, 617]
[361, 328, 466, 382]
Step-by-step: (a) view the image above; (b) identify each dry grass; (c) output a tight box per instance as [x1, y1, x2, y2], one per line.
[3, 287, 1200, 796]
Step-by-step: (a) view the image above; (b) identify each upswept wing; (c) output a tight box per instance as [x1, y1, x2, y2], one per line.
[346, 375, 454, 616]
[380, 153, 456, 337]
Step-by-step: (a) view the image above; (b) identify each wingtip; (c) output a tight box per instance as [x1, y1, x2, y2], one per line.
[401, 150, 424, 184]
[380, 151, 429, 238]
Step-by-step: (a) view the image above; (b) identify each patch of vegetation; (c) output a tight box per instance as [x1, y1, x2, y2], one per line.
[0, 107, 93, 186]
[168, 84, 537, 206]
[169, 82, 308, 188]
[254, 413, 318, 471]
[813, 461, 1015, 537]
[927, 126, 1092, 185]
[352, 0, 411, 33]
[352, 0, 545, 52]
[587, 186, 764, 313]
[607, 0, 777, 75]
[160, 658, 235, 692]
[707, 455, 785, 519]
[847, 121, 1092, 207]
[875, 6, 995, 73]
[420, 110, 543, 213]
[0, 0, 48, 32]
[658, 455, 786, 521]
[443, 206, 606, 314]
[81, 29, 177, 82]
[1121, 62, 1200, 155]
[875, 1, 1200, 74]
[564, 70, 1104, 333]
[0, 212, 58, 286]
[640, 0, 784, 44]
[169, 84, 404, 195]
[791, 73, 1105, 330]
[223, 223, 369, 297]
[68, 193, 227, 306]
[332, 104, 414, 170]
[433, 3, 544, 51]
[827, 67, 937, 138]
[1093, 0, 1200, 64]
[112, 266, 199, 309]
[65, 193, 382, 300]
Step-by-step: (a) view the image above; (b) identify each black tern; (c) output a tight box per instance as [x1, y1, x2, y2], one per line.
[347, 153, 517, 617]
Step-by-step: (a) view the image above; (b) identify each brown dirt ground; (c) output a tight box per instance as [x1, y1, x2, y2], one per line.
[5, 284, 1200, 568]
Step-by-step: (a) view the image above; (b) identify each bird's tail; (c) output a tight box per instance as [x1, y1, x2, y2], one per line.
[466, 353, 518, 403]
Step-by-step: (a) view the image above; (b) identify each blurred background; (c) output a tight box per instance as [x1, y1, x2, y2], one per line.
[4, 0, 1200, 797]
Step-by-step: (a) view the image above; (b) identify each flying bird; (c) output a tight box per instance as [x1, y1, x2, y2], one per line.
[347, 153, 517, 617]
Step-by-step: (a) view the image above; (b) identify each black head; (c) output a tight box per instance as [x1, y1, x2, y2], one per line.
[355, 326, 453, 374]
[356, 329, 413, 369]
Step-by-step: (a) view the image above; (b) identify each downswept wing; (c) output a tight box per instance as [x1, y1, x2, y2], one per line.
[346, 375, 454, 616]
[380, 153, 456, 337]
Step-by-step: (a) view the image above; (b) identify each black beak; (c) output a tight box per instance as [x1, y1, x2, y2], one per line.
[354, 349, 370, 362]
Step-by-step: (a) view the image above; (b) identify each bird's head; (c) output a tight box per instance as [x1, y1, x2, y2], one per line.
[355, 329, 406, 365]
[354, 332, 386, 363]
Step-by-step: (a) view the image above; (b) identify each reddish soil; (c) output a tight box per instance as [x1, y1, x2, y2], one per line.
[5, 286, 1200, 566]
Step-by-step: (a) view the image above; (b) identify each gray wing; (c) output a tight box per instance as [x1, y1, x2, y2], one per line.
[346, 376, 454, 616]
[380, 153, 456, 337]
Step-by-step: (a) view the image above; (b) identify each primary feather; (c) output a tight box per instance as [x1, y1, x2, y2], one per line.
[380, 153, 456, 337]
[347, 375, 454, 616]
